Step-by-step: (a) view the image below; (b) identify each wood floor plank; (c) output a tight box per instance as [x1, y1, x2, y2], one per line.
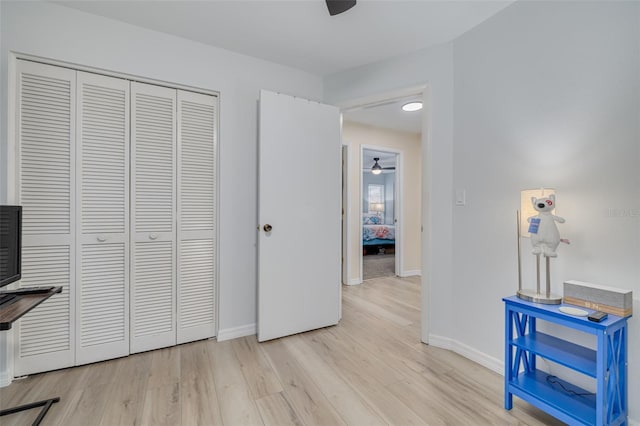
[304, 331, 426, 425]
[255, 392, 303, 426]
[387, 377, 461, 424]
[1, 363, 89, 425]
[140, 346, 181, 426]
[210, 340, 263, 426]
[55, 358, 125, 425]
[261, 338, 347, 426]
[360, 280, 422, 316]
[231, 336, 283, 400]
[180, 341, 224, 426]
[99, 352, 152, 426]
[342, 290, 414, 326]
[283, 334, 387, 425]
[322, 325, 410, 385]
[0, 275, 560, 425]
[52, 383, 112, 426]
[335, 307, 434, 375]
[140, 382, 181, 426]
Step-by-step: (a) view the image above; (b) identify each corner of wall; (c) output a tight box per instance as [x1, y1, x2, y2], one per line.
[216, 323, 256, 342]
[428, 334, 503, 376]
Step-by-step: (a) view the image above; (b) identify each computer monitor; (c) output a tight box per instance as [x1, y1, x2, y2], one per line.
[0, 205, 22, 288]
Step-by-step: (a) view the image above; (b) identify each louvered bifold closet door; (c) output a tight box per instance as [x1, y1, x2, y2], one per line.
[75, 72, 130, 364]
[177, 90, 217, 344]
[15, 60, 76, 375]
[131, 82, 177, 353]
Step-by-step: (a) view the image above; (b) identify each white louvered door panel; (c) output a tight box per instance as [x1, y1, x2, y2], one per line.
[177, 90, 217, 344]
[76, 72, 130, 364]
[15, 60, 76, 375]
[131, 82, 177, 353]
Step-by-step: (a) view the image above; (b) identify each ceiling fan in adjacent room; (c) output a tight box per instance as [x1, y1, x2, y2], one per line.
[326, 0, 357, 16]
[370, 157, 395, 175]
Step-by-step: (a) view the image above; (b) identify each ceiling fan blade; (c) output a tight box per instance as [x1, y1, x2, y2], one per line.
[382, 167, 396, 170]
[326, 0, 356, 16]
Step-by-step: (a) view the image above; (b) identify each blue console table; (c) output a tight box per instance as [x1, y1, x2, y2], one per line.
[503, 296, 629, 426]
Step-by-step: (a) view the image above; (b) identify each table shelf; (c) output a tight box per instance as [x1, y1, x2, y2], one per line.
[503, 296, 629, 426]
[511, 369, 596, 426]
[511, 332, 597, 377]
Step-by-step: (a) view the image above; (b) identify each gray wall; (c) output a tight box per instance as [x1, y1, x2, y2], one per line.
[451, 0, 639, 398]
[326, 0, 640, 418]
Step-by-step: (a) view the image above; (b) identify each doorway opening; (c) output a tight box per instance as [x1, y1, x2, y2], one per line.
[361, 148, 399, 280]
[341, 89, 424, 285]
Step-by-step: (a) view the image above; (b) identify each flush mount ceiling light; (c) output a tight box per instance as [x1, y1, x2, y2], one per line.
[402, 101, 423, 112]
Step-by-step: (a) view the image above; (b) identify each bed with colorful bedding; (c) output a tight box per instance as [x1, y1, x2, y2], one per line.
[362, 214, 395, 246]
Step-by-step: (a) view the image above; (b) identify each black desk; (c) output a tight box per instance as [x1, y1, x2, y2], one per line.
[0, 287, 63, 425]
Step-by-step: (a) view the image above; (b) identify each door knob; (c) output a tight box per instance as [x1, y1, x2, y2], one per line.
[97, 235, 107, 242]
[263, 224, 273, 232]
[149, 233, 158, 240]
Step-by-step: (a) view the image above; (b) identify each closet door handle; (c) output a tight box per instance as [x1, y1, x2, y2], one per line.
[97, 235, 107, 242]
[149, 233, 158, 240]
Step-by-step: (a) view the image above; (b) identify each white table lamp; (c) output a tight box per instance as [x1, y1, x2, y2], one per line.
[517, 188, 562, 304]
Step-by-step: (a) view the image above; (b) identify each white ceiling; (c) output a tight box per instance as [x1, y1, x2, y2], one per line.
[55, 0, 513, 76]
[56, 0, 512, 134]
[343, 95, 423, 134]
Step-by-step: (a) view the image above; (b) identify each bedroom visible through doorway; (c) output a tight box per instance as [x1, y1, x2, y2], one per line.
[362, 149, 398, 280]
[341, 92, 422, 285]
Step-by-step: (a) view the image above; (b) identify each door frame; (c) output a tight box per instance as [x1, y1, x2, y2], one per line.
[338, 84, 430, 343]
[360, 146, 402, 282]
[341, 143, 350, 287]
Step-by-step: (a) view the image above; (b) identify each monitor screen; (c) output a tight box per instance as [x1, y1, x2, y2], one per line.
[0, 205, 22, 288]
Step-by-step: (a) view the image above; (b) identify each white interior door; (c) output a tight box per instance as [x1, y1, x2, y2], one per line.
[76, 71, 130, 364]
[258, 90, 341, 342]
[130, 82, 177, 353]
[15, 60, 76, 375]
[176, 90, 217, 344]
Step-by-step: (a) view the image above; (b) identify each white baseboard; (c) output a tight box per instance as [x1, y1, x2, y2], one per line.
[426, 334, 453, 350]
[428, 334, 640, 424]
[400, 269, 421, 277]
[344, 278, 362, 286]
[0, 371, 12, 387]
[216, 323, 256, 342]
[428, 334, 503, 375]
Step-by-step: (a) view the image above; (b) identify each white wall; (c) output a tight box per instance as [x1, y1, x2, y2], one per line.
[326, 44, 454, 342]
[0, 1, 323, 343]
[327, 0, 640, 422]
[452, 0, 640, 418]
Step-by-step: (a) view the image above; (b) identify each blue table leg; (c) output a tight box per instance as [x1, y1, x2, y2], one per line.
[505, 306, 513, 410]
[597, 329, 605, 426]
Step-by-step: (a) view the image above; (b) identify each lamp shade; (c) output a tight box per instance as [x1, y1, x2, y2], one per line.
[370, 203, 384, 212]
[520, 188, 556, 237]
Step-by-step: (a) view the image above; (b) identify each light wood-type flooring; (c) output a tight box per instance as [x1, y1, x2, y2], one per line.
[363, 254, 395, 280]
[0, 276, 562, 425]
